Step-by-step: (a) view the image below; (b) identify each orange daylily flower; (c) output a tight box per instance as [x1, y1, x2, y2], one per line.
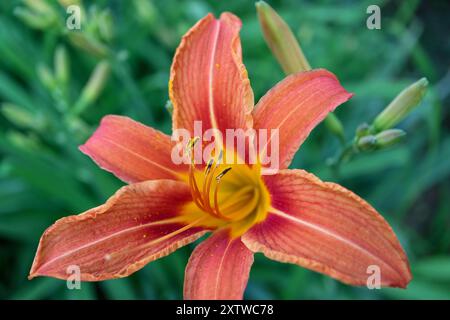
[29, 13, 411, 299]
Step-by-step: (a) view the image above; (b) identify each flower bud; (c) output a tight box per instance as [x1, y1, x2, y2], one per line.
[356, 122, 371, 138]
[24, 0, 55, 15]
[373, 78, 428, 132]
[72, 61, 110, 115]
[356, 135, 376, 151]
[58, 0, 81, 7]
[1, 103, 44, 130]
[375, 129, 406, 148]
[54, 46, 69, 86]
[324, 113, 345, 142]
[67, 32, 109, 58]
[14, 7, 54, 30]
[36, 64, 56, 90]
[98, 9, 114, 42]
[256, 1, 311, 74]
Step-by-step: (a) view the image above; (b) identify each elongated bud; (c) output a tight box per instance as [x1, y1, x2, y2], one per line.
[133, 0, 157, 26]
[256, 1, 311, 74]
[256, 1, 346, 141]
[324, 113, 345, 142]
[72, 61, 110, 115]
[14, 7, 54, 29]
[6, 131, 41, 151]
[1, 103, 44, 130]
[373, 78, 428, 132]
[83, 61, 110, 101]
[98, 9, 114, 42]
[24, 0, 55, 15]
[356, 122, 371, 138]
[54, 46, 69, 86]
[67, 33, 109, 58]
[36, 64, 55, 90]
[375, 129, 406, 148]
[58, 0, 81, 7]
[356, 135, 376, 151]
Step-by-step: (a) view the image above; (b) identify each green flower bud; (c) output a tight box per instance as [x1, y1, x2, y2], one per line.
[373, 78, 428, 132]
[357, 135, 377, 151]
[14, 7, 54, 30]
[6, 131, 41, 151]
[36, 64, 56, 90]
[256, 1, 311, 74]
[324, 113, 345, 143]
[67, 32, 109, 58]
[375, 129, 406, 148]
[24, 0, 55, 15]
[356, 122, 371, 138]
[54, 46, 70, 86]
[1, 103, 44, 130]
[72, 61, 110, 115]
[98, 9, 114, 42]
[58, 0, 81, 8]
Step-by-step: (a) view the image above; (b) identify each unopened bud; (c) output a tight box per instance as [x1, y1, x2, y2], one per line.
[14, 7, 54, 29]
[67, 32, 109, 58]
[98, 10, 114, 42]
[375, 129, 406, 148]
[356, 122, 371, 138]
[324, 113, 345, 142]
[256, 1, 311, 74]
[36, 64, 55, 90]
[58, 0, 81, 8]
[357, 135, 376, 151]
[1, 103, 44, 130]
[24, 0, 55, 15]
[54, 46, 70, 86]
[72, 61, 110, 115]
[373, 78, 428, 132]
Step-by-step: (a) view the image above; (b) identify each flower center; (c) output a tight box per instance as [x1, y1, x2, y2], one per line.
[181, 138, 270, 237]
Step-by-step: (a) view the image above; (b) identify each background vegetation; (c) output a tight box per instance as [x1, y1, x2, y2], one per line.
[0, 0, 449, 299]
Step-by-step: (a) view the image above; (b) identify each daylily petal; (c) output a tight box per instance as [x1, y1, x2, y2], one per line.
[253, 69, 352, 169]
[170, 13, 254, 136]
[242, 169, 411, 288]
[29, 180, 206, 281]
[184, 229, 254, 299]
[80, 115, 186, 183]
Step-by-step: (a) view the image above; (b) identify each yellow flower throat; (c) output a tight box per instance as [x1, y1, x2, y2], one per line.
[181, 138, 270, 237]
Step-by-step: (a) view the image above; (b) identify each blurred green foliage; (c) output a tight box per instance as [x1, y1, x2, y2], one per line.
[0, 0, 449, 300]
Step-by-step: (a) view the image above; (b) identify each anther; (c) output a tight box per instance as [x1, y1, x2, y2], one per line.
[205, 158, 214, 175]
[216, 167, 232, 181]
[188, 136, 200, 148]
[217, 149, 223, 163]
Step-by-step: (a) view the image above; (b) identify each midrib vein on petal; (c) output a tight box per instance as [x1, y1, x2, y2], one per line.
[100, 137, 179, 177]
[270, 208, 401, 277]
[207, 20, 221, 135]
[36, 217, 182, 271]
[258, 81, 337, 159]
[213, 239, 231, 299]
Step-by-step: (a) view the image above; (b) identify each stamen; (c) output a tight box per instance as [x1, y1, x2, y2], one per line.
[187, 136, 200, 151]
[202, 160, 218, 214]
[217, 149, 223, 163]
[204, 158, 214, 175]
[216, 167, 232, 181]
[186, 136, 205, 210]
[211, 167, 233, 221]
